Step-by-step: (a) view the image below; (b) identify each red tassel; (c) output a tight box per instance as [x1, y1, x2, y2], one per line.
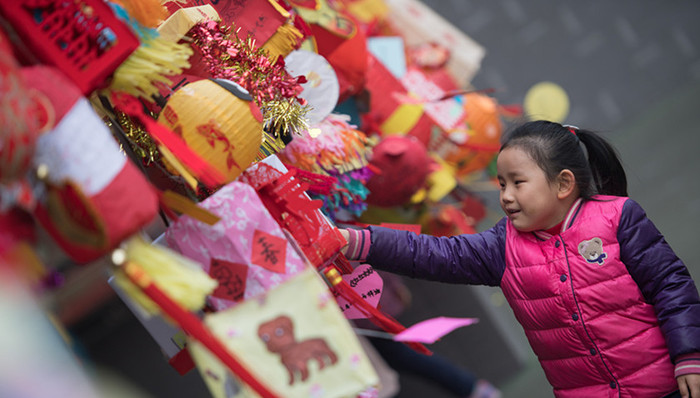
[323, 265, 432, 356]
[333, 253, 355, 275]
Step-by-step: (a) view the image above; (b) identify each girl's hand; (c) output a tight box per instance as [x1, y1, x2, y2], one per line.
[678, 373, 700, 398]
[338, 228, 350, 255]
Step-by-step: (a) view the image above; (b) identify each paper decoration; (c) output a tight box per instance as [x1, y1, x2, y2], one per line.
[0, 30, 49, 184]
[420, 204, 476, 237]
[363, 54, 433, 143]
[383, 0, 485, 87]
[189, 268, 378, 398]
[0, 0, 139, 94]
[240, 159, 345, 269]
[334, 264, 383, 320]
[289, 0, 367, 102]
[26, 67, 158, 264]
[278, 114, 374, 220]
[284, 50, 340, 126]
[400, 68, 465, 132]
[167, 0, 286, 45]
[156, 5, 221, 85]
[106, 27, 194, 101]
[251, 230, 288, 274]
[157, 79, 263, 183]
[408, 42, 450, 70]
[367, 36, 407, 79]
[438, 92, 502, 177]
[209, 259, 249, 303]
[165, 180, 307, 311]
[158, 5, 221, 43]
[394, 316, 479, 344]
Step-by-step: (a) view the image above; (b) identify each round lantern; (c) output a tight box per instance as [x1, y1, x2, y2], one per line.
[365, 135, 431, 207]
[444, 92, 502, 177]
[157, 79, 263, 183]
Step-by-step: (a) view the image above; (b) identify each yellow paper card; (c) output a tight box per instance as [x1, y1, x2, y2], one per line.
[190, 269, 378, 397]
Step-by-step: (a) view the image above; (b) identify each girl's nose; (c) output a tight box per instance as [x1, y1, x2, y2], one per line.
[501, 186, 514, 203]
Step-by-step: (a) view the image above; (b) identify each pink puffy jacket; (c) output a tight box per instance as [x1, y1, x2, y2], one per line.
[501, 197, 677, 397]
[363, 196, 700, 397]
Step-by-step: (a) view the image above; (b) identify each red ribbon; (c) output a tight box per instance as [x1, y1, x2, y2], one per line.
[110, 92, 226, 188]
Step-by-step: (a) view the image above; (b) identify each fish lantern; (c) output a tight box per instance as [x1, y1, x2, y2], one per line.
[157, 79, 263, 183]
[365, 135, 431, 207]
[444, 92, 502, 177]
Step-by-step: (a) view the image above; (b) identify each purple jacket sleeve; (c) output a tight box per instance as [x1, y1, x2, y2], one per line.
[365, 218, 507, 286]
[618, 199, 700, 361]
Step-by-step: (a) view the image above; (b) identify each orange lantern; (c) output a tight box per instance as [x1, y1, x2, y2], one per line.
[443, 92, 502, 177]
[157, 79, 263, 183]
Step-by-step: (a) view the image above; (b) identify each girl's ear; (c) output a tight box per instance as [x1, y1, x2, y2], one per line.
[557, 169, 577, 199]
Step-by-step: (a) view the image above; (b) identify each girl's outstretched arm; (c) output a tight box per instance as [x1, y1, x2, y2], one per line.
[341, 219, 508, 286]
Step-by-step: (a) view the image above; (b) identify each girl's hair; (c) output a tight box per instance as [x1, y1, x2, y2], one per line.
[500, 120, 628, 199]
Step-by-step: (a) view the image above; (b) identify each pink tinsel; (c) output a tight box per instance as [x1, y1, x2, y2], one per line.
[188, 21, 304, 106]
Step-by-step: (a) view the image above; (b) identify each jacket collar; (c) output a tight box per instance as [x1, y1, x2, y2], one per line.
[532, 198, 583, 240]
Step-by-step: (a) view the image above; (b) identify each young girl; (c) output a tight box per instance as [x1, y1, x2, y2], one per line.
[340, 120, 700, 398]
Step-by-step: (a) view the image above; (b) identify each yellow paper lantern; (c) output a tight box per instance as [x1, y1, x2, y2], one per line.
[157, 79, 263, 183]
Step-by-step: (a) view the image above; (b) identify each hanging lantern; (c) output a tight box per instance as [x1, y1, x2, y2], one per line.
[365, 135, 431, 207]
[157, 79, 263, 183]
[444, 92, 502, 177]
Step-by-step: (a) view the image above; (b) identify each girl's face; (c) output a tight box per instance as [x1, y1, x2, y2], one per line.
[497, 147, 563, 232]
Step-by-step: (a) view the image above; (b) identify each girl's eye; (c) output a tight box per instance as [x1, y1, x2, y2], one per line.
[515, 180, 524, 185]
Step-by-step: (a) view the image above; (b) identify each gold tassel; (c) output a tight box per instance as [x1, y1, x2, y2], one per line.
[262, 98, 311, 138]
[108, 36, 193, 100]
[112, 236, 218, 316]
[262, 22, 305, 63]
[255, 130, 288, 160]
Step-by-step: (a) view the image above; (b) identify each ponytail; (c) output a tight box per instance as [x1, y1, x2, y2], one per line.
[576, 129, 628, 197]
[501, 120, 628, 200]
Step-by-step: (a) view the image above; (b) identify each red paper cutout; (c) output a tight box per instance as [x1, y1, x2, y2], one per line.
[251, 230, 287, 273]
[209, 258, 248, 302]
[242, 163, 343, 269]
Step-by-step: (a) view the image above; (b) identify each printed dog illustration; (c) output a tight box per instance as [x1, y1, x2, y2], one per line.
[258, 315, 338, 385]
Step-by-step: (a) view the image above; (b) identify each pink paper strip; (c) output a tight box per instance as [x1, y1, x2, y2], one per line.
[394, 316, 479, 344]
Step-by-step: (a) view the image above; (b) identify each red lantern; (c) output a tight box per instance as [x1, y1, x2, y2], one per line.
[365, 135, 431, 207]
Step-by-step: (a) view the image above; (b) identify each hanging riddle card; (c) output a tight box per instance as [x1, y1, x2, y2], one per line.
[188, 268, 379, 398]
